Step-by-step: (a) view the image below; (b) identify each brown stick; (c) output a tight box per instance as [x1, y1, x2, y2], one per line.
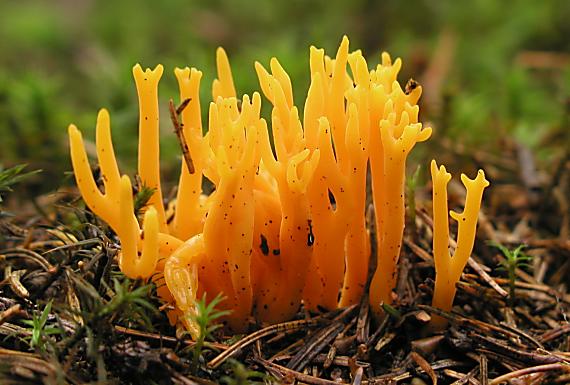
[208, 318, 321, 369]
[169, 98, 195, 174]
[489, 363, 570, 385]
[0, 304, 22, 326]
[411, 351, 438, 385]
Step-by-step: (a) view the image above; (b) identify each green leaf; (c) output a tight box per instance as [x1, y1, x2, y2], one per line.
[0, 164, 41, 202]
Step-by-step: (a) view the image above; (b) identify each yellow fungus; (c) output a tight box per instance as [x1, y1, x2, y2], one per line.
[430, 160, 490, 329]
[68, 36, 488, 337]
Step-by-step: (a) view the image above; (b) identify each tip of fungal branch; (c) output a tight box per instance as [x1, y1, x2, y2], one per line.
[145, 205, 158, 218]
[430, 159, 438, 175]
[337, 35, 350, 57]
[68, 124, 77, 135]
[174, 67, 190, 78]
[351, 49, 363, 58]
[269, 57, 280, 68]
[381, 52, 392, 66]
[254, 61, 269, 81]
[97, 108, 109, 120]
[153, 64, 164, 75]
[418, 126, 432, 142]
[216, 46, 226, 56]
[449, 210, 461, 222]
[132, 63, 142, 75]
[393, 57, 403, 71]
[120, 174, 132, 188]
[392, 80, 403, 94]
[477, 170, 491, 187]
[132, 63, 163, 78]
[459, 171, 490, 190]
[430, 160, 451, 181]
[216, 47, 230, 70]
[191, 68, 202, 77]
[341, 35, 350, 48]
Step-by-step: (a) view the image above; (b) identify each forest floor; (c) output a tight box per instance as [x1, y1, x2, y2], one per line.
[0, 133, 569, 385]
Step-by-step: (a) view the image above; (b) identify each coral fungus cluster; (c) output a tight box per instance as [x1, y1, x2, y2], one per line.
[69, 37, 488, 337]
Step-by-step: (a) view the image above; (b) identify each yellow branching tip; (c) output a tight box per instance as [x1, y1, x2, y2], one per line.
[68, 124, 79, 137]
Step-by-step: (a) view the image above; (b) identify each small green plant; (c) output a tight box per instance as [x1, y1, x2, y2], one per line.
[381, 302, 402, 321]
[133, 181, 156, 217]
[101, 278, 158, 329]
[491, 242, 532, 306]
[189, 293, 230, 374]
[22, 300, 62, 353]
[221, 359, 271, 385]
[56, 274, 159, 382]
[0, 164, 40, 203]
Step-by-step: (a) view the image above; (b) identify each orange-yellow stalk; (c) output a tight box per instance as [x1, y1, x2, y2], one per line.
[199, 95, 262, 332]
[254, 61, 320, 322]
[213, 47, 237, 100]
[171, 67, 205, 240]
[338, 52, 372, 306]
[367, 53, 432, 315]
[430, 160, 490, 329]
[302, 40, 351, 311]
[117, 175, 159, 279]
[369, 110, 431, 314]
[339, 103, 370, 306]
[68, 110, 121, 232]
[132, 64, 168, 233]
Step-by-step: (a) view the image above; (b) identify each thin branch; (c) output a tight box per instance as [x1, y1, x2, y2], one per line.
[169, 98, 195, 174]
[489, 363, 570, 385]
[208, 318, 322, 369]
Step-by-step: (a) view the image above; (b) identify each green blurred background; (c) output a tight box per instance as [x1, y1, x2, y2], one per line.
[0, 0, 569, 195]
